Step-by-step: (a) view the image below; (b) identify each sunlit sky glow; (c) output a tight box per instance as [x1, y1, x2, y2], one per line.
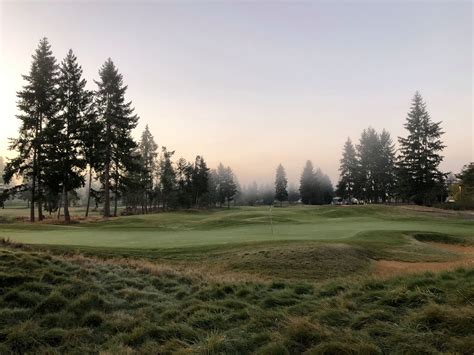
[0, 1, 472, 186]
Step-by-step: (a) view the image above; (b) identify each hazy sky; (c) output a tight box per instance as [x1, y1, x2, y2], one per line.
[0, 1, 472, 186]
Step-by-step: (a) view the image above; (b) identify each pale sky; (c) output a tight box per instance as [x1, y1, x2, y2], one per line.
[0, 1, 472, 186]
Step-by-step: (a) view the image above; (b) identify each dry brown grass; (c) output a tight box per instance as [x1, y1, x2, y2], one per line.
[374, 242, 474, 278]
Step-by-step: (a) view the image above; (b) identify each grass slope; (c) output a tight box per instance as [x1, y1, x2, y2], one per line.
[0, 245, 473, 354]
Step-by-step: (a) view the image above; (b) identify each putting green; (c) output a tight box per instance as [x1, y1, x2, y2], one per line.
[1, 205, 473, 249]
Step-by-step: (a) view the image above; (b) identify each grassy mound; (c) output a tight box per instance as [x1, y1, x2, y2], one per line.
[0, 246, 473, 354]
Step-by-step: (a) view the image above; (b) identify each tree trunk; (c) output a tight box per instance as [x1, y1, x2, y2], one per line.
[85, 167, 92, 217]
[63, 183, 70, 223]
[114, 189, 118, 217]
[104, 160, 110, 217]
[113, 165, 119, 217]
[30, 168, 36, 222]
[57, 189, 62, 219]
[37, 178, 43, 221]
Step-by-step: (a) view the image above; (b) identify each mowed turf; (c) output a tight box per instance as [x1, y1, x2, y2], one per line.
[1, 205, 473, 249]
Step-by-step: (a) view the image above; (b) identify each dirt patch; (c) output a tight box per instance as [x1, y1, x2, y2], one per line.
[374, 242, 474, 278]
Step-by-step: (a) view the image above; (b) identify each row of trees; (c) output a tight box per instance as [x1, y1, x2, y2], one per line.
[1, 39, 458, 217]
[336, 92, 446, 205]
[3, 38, 139, 221]
[2, 38, 242, 221]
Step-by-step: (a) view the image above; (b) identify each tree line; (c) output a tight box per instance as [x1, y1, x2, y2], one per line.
[336, 92, 446, 205]
[1, 39, 465, 218]
[2, 38, 241, 221]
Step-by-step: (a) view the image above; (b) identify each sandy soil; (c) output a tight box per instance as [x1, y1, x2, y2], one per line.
[374, 242, 474, 278]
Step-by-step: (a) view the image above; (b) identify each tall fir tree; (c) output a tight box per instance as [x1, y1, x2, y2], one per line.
[176, 158, 194, 208]
[139, 125, 158, 213]
[397, 92, 445, 205]
[159, 147, 177, 210]
[83, 103, 103, 217]
[357, 127, 380, 202]
[299, 160, 315, 204]
[336, 138, 359, 199]
[94, 58, 138, 217]
[192, 155, 209, 207]
[216, 163, 237, 208]
[44, 49, 90, 222]
[376, 129, 396, 202]
[4, 38, 59, 221]
[274, 164, 288, 206]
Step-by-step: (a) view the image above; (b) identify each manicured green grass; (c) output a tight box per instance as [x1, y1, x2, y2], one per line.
[1, 205, 473, 249]
[0, 245, 473, 354]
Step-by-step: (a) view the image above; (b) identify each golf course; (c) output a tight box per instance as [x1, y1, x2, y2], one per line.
[1, 205, 473, 353]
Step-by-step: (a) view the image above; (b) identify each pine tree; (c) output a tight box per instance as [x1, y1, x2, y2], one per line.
[94, 58, 138, 217]
[357, 127, 380, 202]
[192, 155, 209, 207]
[245, 181, 259, 206]
[159, 147, 177, 210]
[274, 164, 288, 206]
[216, 163, 237, 208]
[377, 129, 396, 202]
[44, 49, 90, 222]
[83, 105, 103, 217]
[336, 138, 359, 199]
[139, 125, 158, 213]
[299, 160, 315, 204]
[176, 158, 193, 208]
[4, 38, 59, 221]
[314, 168, 334, 204]
[288, 183, 300, 204]
[397, 92, 446, 205]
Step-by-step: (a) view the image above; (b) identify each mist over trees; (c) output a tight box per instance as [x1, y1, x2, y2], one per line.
[1, 39, 462, 218]
[274, 164, 288, 206]
[300, 161, 334, 205]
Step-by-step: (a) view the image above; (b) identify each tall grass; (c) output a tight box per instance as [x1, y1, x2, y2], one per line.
[0, 245, 472, 354]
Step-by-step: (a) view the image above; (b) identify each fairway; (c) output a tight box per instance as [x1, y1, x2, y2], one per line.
[1, 205, 473, 249]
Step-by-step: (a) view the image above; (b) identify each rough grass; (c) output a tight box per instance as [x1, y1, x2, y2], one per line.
[0, 246, 473, 354]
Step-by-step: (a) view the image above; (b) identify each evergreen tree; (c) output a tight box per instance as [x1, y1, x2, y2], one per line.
[94, 58, 138, 217]
[288, 183, 300, 204]
[192, 155, 209, 207]
[397, 92, 446, 205]
[456, 163, 474, 203]
[357, 127, 380, 202]
[4, 38, 59, 221]
[216, 163, 237, 208]
[176, 158, 193, 208]
[139, 125, 158, 213]
[83, 104, 103, 217]
[314, 168, 334, 204]
[336, 138, 359, 199]
[274, 164, 288, 206]
[299, 160, 315, 204]
[159, 147, 177, 210]
[44, 49, 90, 222]
[121, 149, 147, 213]
[377, 129, 396, 202]
[246, 181, 259, 205]
[206, 169, 219, 207]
